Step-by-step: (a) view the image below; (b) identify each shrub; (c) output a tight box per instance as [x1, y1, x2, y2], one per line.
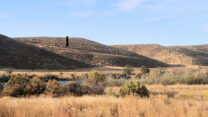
[41, 74, 59, 81]
[64, 82, 81, 96]
[3, 74, 31, 97]
[46, 80, 65, 97]
[119, 81, 149, 97]
[123, 65, 134, 76]
[0, 74, 10, 82]
[141, 65, 150, 74]
[30, 77, 46, 95]
[83, 70, 107, 95]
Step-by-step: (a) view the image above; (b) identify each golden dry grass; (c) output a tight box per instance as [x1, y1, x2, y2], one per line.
[1, 85, 208, 117]
[1, 95, 208, 117]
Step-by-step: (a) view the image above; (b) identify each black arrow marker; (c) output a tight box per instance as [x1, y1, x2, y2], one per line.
[66, 36, 69, 47]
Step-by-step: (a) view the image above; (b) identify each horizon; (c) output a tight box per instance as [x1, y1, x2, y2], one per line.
[1, 0, 208, 46]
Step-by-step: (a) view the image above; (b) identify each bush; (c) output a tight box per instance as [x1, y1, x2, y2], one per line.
[30, 77, 46, 95]
[46, 80, 65, 97]
[123, 65, 134, 76]
[119, 81, 149, 97]
[0, 74, 10, 82]
[3, 74, 46, 97]
[64, 82, 93, 96]
[83, 70, 107, 95]
[141, 65, 150, 74]
[64, 82, 81, 96]
[3, 74, 31, 97]
[41, 74, 59, 81]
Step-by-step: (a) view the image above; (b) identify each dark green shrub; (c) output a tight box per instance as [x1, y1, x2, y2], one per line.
[0, 74, 10, 82]
[46, 80, 65, 97]
[119, 81, 149, 97]
[3, 74, 31, 97]
[41, 74, 59, 81]
[141, 65, 150, 74]
[123, 65, 134, 76]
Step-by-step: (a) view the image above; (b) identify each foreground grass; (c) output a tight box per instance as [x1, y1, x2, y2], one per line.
[1, 95, 208, 117]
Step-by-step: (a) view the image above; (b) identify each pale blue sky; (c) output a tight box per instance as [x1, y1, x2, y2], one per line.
[0, 0, 208, 46]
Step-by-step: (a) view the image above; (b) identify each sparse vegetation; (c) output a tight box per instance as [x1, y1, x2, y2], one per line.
[123, 65, 134, 76]
[14, 36, 167, 68]
[141, 65, 150, 74]
[139, 69, 208, 85]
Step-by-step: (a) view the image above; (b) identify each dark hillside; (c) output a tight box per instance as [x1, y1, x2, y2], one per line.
[0, 34, 90, 69]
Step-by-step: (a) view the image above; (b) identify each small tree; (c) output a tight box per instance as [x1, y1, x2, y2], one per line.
[123, 65, 134, 76]
[119, 81, 149, 97]
[141, 65, 150, 74]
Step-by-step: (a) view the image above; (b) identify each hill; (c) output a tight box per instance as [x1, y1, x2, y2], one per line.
[113, 44, 208, 66]
[0, 34, 90, 69]
[14, 37, 167, 68]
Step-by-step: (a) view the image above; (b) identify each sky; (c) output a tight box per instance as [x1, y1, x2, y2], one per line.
[0, 0, 208, 46]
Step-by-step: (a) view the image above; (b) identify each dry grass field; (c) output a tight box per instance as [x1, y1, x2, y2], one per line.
[1, 85, 208, 117]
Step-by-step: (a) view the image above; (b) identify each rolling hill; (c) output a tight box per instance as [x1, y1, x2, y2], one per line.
[113, 44, 208, 66]
[14, 37, 167, 68]
[0, 34, 90, 69]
